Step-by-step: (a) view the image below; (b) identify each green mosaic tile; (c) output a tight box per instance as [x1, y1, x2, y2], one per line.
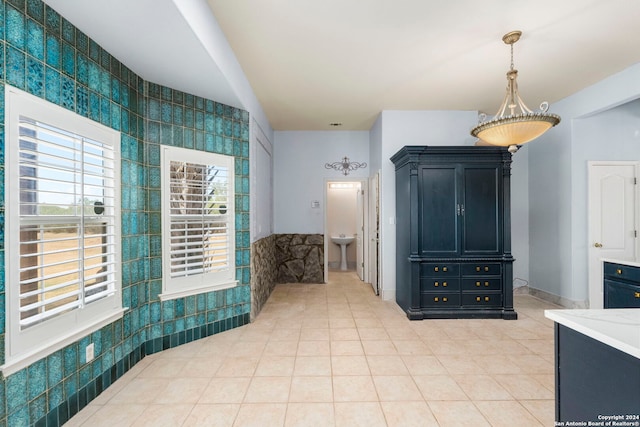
[61, 16, 74, 44]
[6, 5, 24, 49]
[27, 359, 46, 401]
[99, 47, 110, 70]
[44, 4, 60, 35]
[6, 369, 27, 414]
[26, 56, 43, 96]
[76, 28, 88, 54]
[184, 128, 194, 149]
[160, 123, 171, 145]
[44, 65, 60, 104]
[85, 90, 100, 122]
[99, 68, 109, 97]
[6, 46, 25, 89]
[99, 96, 110, 126]
[45, 33, 59, 69]
[194, 131, 204, 151]
[26, 18, 43, 60]
[26, 0, 42, 23]
[75, 84, 88, 116]
[184, 93, 194, 107]
[110, 56, 120, 79]
[7, 406, 28, 427]
[61, 74, 74, 110]
[173, 127, 183, 147]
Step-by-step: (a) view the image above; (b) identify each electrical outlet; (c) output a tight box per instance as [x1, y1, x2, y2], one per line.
[86, 343, 95, 363]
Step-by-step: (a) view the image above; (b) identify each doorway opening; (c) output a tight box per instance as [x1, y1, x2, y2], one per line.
[324, 179, 367, 283]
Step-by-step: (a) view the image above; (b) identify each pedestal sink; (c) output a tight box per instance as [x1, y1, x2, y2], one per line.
[331, 236, 355, 271]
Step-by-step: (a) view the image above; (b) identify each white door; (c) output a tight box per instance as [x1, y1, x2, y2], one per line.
[588, 162, 638, 309]
[368, 172, 380, 295]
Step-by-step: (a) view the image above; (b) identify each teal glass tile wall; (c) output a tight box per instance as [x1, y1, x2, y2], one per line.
[0, 0, 251, 426]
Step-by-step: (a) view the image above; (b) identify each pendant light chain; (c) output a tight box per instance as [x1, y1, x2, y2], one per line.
[510, 42, 515, 71]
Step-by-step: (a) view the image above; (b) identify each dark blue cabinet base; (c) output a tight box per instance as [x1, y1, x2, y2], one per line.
[555, 324, 640, 422]
[604, 262, 640, 308]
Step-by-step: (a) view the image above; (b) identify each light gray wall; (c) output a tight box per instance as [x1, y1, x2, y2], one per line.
[509, 145, 530, 287]
[528, 62, 640, 305]
[369, 114, 383, 173]
[273, 131, 370, 233]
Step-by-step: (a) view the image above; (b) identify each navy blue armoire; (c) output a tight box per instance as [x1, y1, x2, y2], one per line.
[391, 146, 517, 320]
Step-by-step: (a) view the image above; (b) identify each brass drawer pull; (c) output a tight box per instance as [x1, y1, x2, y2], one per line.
[476, 281, 481, 287]
[434, 297, 439, 302]
[443, 267, 448, 272]
[484, 266, 489, 272]
[485, 296, 490, 302]
[443, 282, 448, 287]
[635, 292, 640, 298]
[617, 268, 623, 275]
[476, 296, 481, 302]
[443, 297, 448, 302]
[476, 266, 480, 272]
[435, 282, 439, 287]
[434, 267, 439, 272]
[485, 282, 489, 287]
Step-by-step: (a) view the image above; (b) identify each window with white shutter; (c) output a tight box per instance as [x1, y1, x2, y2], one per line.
[160, 146, 236, 300]
[3, 87, 123, 376]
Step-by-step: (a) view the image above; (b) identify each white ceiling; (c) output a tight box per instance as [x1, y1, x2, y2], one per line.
[45, 0, 640, 131]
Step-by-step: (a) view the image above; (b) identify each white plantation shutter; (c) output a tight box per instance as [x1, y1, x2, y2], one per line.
[17, 117, 117, 328]
[161, 147, 236, 299]
[4, 87, 123, 375]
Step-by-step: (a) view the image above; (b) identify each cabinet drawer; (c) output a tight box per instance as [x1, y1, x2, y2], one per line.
[421, 278, 460, 292]
[461, 263, 502, 276]
[604, 280, 640, 309]
[604, 263, 640, 284]
[421, 293, 460, 307]
[421, 263, 459, 277]
[462, 278, 501, 291]
[461, 293, 502, 307]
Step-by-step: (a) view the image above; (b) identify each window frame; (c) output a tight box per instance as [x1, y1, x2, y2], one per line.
[160, 146, 237, 301]
[2, 86, 124, 376]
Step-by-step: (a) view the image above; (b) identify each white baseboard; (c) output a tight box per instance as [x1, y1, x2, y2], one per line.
[520, 286, 588, 309]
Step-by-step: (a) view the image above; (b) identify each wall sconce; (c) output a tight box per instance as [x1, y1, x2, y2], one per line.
[325, 156, 367, 176]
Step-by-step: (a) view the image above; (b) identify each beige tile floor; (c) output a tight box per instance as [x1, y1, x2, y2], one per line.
[66, 271, 559, 426]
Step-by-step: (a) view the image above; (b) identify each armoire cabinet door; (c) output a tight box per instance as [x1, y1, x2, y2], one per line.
[419, 165, 502, 256]
[461, 166, 501, 255]
[419, 166, 459, 256]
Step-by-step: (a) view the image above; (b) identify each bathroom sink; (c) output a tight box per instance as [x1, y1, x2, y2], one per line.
[331, 236, 354, 245]
[331, 236, 354, 271]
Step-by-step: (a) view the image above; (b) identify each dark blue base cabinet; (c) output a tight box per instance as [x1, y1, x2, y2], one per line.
[391, 146, 517, 320]
[604, 261, 640, 308]
[555, 324, 640, 422]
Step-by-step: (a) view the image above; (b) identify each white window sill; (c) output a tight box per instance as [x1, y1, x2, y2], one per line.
[1, 308, 126, 377]
[159, 280, 239, 302]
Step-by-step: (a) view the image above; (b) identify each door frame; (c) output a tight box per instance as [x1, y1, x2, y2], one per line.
[587, 161, 639, 308]
[324, 178, 370, 283]
[368, 171, 380, 295]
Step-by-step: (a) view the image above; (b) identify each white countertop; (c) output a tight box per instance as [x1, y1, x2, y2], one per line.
[545, 309, 640, 359]
[601, 258, 640, 268]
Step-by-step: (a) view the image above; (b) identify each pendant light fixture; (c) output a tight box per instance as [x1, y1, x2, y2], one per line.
[471, 31, 560, 148]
